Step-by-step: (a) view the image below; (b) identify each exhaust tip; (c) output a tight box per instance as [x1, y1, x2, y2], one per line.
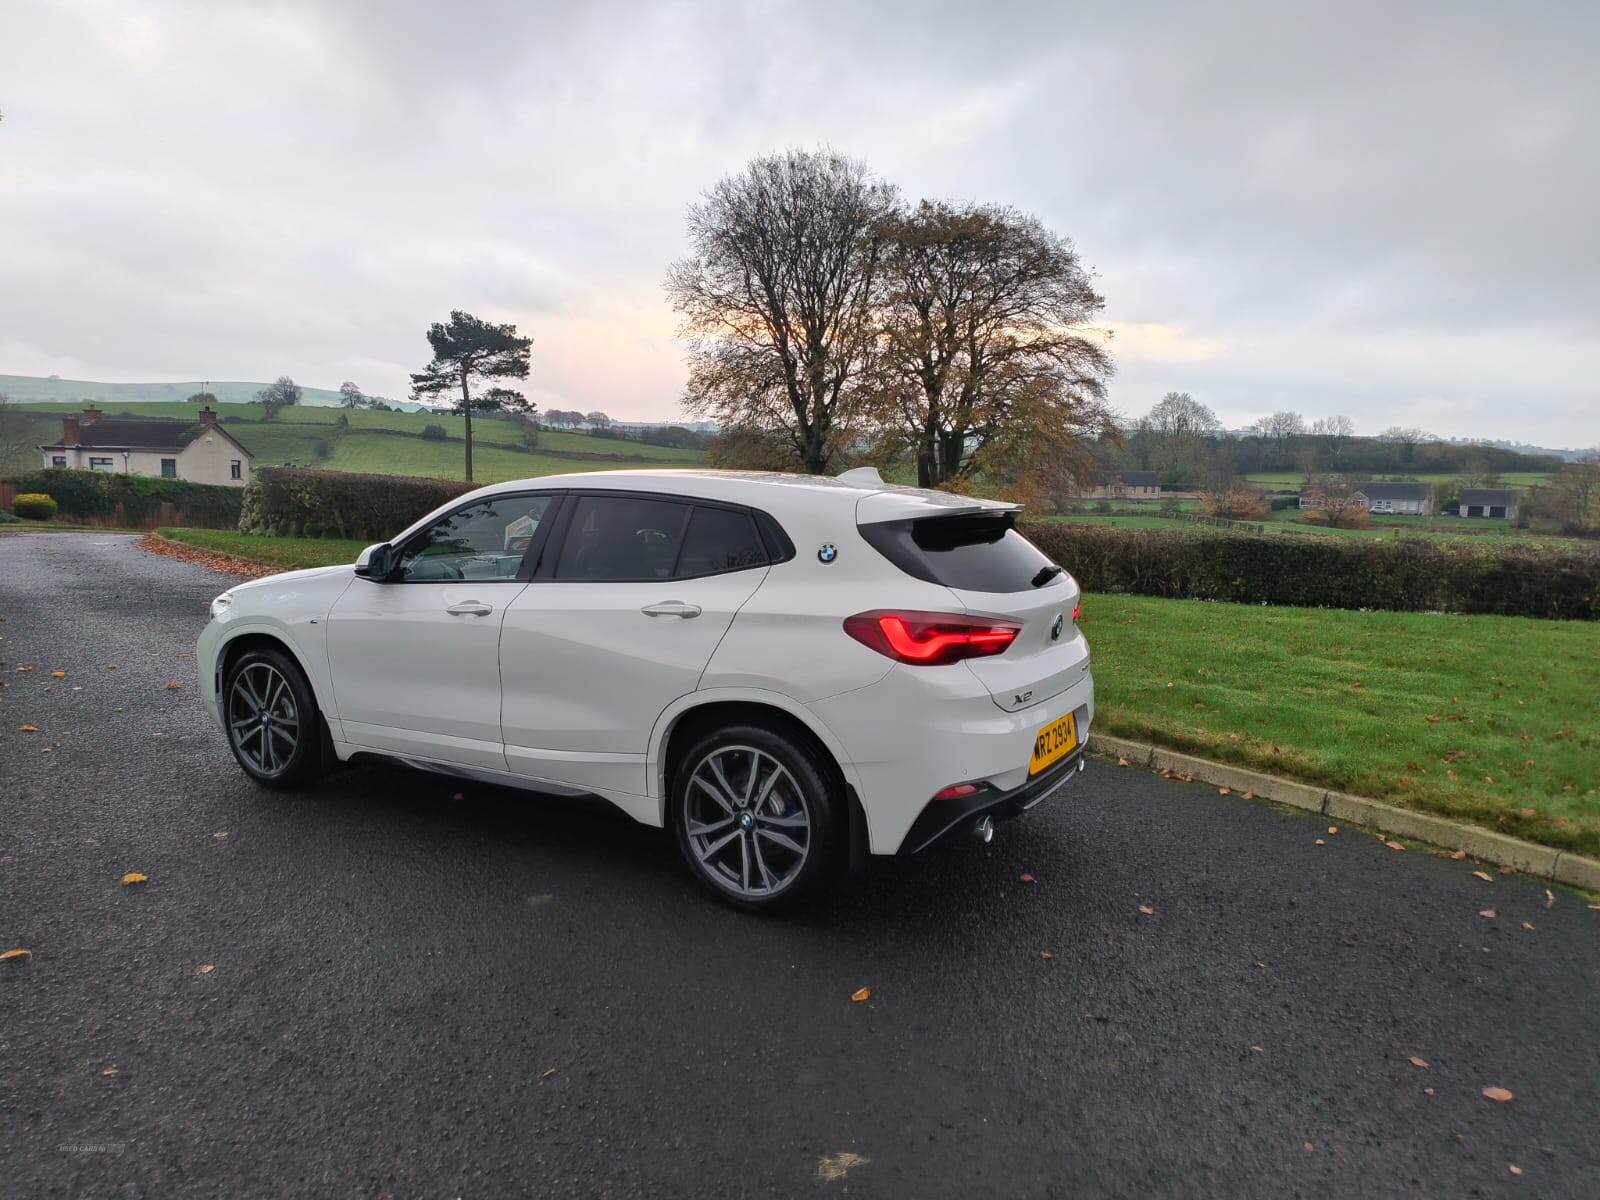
[973, 815, 995, 844]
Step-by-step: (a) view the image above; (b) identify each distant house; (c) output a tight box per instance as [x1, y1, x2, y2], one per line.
[1299, 480, 1434, 516]
[39, 405, 253, 487]
[1080, 470, 1162, 500]
[1458, 488, 1519, 520]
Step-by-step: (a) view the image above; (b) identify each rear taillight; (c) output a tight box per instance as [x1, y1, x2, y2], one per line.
[1072, 602, 1081, 624]
[843, 610, 1022, 666]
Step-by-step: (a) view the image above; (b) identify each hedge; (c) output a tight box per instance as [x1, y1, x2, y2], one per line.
[13, 493, 58, 520]
[2, 469, 243, 529]
[1022, 523, 1600, 621]
[239, 467, 474, 541]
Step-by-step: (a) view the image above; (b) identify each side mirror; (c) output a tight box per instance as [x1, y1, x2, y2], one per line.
[354, 542, 395, 580]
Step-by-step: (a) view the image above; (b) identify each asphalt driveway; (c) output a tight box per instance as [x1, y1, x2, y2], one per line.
[2, 532, 1597, 1198]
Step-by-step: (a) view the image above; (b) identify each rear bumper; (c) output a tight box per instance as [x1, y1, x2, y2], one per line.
[897, 745, 1086, 854]
[805, 662, 1094, 855]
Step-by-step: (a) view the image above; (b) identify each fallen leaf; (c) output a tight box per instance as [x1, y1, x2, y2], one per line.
[1448, 849, 1467, 860]
[106, 664, 117, 670]
[1408, 1056, 1429, 1068]
[1424, 1086, 1435, 1096]
[1249, 1044, 1264, 1053]
[1, 948, 32, 962]
[120, 872, 147, 885]
[1472, 870, 1494, 882]
[1385, 840, 1406, 851]
[1218, 787, 1231, 796]
[540, 1066, 558, 1079]
[1314, 839, 1325, 846]
[851, 986, 871, 1002]
[1327, 826, 1338, 835]
[1019, 873, 1035, 884]
[1544, 889, 1554, 910]
[1481, 1086, 1515, 1103]
[1509, 1164, 1523, 1177]
[1303, 1141, 1314, 1152]
[213, 831, 228, 840]
[101, 1066, 118, 1077]
[50, 670, 65, 679]
[816, 1152, 868, 1183]
[1588, 904, 1600, 911]
[14, 664, 33, 673]
[1479, 909, 1497, 919]
[196, 964, 215, 975]
[1116, 756, 1130, 767]
[1241, 790, 1254, 800]
[1521, 921, 1534, 931]
[1138, 904, 1155, 915]
[1039, 950, 1055, 960]
[450, 792, 465, 802]
[164, 681, 182, 690]
[18, 724, 38, 733]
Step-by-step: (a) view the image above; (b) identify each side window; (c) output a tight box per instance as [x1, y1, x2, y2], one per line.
[160, 458, 177, 478]
[554, 495, 690, 580]
[397, 494, 554, 582]
[676, 506, 767, 577]
[52, 456, 66, 468]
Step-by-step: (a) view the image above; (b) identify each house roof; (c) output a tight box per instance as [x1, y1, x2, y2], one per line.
[1119, 470, 1160, 486]
[41, 416, 254, 457]
[1355, 481, 1432, 501]
[1459, 488, 1518, 505]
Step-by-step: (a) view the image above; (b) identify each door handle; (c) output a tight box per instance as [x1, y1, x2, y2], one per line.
[640, 600, 702, 618]
[446, 601, 494, 617]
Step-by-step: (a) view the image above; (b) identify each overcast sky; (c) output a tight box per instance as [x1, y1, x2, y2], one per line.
[2, 0, 1595, 445]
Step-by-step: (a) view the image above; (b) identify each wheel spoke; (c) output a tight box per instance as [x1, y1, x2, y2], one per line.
[706, 755, 741, 808]
[751, 833, 776, 890]
[756, 827, 805, 856]
[240, 668, 266, 712]
[687, 815, 734, 838]
[754, 809, 807, 829]
[691, 772, 735, 815]
[269, 725, 295, 753]
[698, 828, 740, 860]
[739, 833, 751, 892]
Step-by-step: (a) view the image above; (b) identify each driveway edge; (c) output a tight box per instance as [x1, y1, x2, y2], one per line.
[1087, 733, 1600, 892]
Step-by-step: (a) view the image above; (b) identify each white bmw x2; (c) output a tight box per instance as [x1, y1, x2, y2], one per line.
[198, 468, 1093, 909]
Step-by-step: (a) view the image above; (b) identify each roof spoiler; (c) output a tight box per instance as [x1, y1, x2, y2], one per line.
[836, 466, 885, 488]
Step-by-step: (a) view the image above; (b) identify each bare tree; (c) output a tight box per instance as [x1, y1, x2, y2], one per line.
[1142, 392, 1220, 486]
[868, 201, 1116, 489]
[0, 392, 38, 468]
[338, 381, 367, 409]
[253, 376, 302, 422]
[1310, 415, 1355, 467]
[1377, 424, 1433, 467]
[1145, 392, 1220, 439]
[1530, 448, 1600, 534]
[666, 149, 897, 474]
[1306, 475, 1369, 528]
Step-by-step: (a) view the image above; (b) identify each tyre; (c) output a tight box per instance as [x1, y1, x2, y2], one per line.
[671, 722, 843, 911]
[222, 645, 325, 789]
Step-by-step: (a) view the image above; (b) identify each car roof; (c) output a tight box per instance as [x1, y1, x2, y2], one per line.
[461, 468, 1018, 522]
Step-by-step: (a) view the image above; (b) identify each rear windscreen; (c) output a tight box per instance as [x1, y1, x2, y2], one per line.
[859, 512, 1064, 593]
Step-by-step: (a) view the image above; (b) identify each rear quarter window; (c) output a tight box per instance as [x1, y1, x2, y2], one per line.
[859, 512, 1062, 593]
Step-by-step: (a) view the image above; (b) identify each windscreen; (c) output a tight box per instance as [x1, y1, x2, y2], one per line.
[859, 511, 1064, 593]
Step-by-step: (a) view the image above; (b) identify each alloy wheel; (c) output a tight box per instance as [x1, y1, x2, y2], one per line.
[227, 662, 300, 776]
[684, 745, 811, 899]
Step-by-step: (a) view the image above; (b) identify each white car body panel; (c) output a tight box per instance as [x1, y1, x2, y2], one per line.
[197, 468, 1095, 859]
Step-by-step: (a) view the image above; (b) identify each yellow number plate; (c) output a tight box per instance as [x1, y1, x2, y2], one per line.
[1029, 712, 1078, 776]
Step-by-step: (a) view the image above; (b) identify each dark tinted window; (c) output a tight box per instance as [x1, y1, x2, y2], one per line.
[555, 495, 691, 580]
[676, 506, 767, 577]
[859, 512, 1062, 593]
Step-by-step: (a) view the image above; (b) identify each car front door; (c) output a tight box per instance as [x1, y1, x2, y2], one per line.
[326, 492, 559, 770]
[499, 492, 773, 797]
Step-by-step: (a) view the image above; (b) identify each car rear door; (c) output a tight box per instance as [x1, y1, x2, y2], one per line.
[498, 492, 773, 797]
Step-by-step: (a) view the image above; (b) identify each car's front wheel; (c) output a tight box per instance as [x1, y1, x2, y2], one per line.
[222, 646, 324, 789]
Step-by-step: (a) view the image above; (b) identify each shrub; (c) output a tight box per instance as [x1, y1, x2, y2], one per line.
[1022, 522, 1600, 620]
[2, 469, 242, 529]
[0, 509, 21, 524]
[1159, 496, 1184, 516]
[1199, 484, 1268, 520]
[1094, 499, 1113, 514]
[421, 423, 449, 442]
[1269, 495, 1299, 511]
[13, 493, 57, 520]
[239, 467, 473, 541]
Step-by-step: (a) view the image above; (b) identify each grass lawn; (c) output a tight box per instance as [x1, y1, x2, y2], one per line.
[1244, 470, 1555, 489]
[1083, 594, 1600, 856]
[157, 528, 371, 571]
[319, 434, 680, 482]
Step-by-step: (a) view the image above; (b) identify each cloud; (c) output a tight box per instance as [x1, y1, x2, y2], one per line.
[0, 0, 1595, 444]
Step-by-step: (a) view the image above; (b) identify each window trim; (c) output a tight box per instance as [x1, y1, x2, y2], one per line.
[88, 457, 115, 471]
[535, 489, 787, 583]
[51, 455, 66, 468]
[387, 490, 565, 585]
[230, 460, 242, 479]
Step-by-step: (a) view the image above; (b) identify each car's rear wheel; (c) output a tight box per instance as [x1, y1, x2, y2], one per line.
[671, 722, 842, 911]
[223, 646, 324, 789]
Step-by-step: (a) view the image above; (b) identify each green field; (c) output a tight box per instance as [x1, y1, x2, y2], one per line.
[6, 399, 704, 482]
[1038, 507, 1585, 547]
[1245, 470, 1554, 489]
[145, 526, 1600, 856]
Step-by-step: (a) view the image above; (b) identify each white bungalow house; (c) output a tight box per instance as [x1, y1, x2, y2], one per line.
[39, 405, 254, 486]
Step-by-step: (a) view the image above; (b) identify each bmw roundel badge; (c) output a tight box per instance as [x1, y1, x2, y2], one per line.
[1050, 613, 1065, 641]
[817, 543, 838, 564]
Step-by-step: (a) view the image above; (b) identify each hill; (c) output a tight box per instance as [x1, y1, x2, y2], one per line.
[0, 373, 365, 409]
[3, 398, 703, 482]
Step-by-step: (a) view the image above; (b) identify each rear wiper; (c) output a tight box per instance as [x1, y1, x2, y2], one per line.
[1031, 564, 1064, 588]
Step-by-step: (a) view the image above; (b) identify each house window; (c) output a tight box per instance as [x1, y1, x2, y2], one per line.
[52, 455, 66, 468]
[89, 457, 115, 471]
[161, 458, 177, 478]
[230, 460, 242, 480]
